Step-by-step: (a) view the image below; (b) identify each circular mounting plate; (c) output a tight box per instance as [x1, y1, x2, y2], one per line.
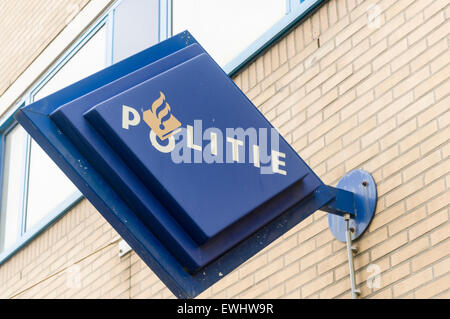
[328, 169, 377, 242]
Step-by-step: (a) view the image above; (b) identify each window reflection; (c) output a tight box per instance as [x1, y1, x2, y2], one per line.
[173, 0, 287, 67]
[25, 140, 79, 231]
[25, 25, 107, 231]
[0, 125, 27, 252]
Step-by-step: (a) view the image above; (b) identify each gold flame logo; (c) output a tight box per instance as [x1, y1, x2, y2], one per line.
[143, 91, 181, 140]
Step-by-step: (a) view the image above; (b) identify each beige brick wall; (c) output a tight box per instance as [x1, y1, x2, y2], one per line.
[0, 0, 449, 299]
[0, 0, 91, 97]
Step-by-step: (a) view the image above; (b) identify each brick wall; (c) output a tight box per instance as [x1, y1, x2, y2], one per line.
[0, 0, 449, 299]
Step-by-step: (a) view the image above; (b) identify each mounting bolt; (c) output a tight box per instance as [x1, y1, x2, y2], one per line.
[351, 245, 358, 254]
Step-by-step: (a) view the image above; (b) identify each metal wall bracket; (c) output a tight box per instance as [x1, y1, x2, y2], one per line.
[344, 213, 361, 299]
[118, 239, 132, 257]
[318, 169, 378, 299]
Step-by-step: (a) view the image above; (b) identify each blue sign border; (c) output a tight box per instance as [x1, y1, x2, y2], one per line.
[15, 31, 335, 298]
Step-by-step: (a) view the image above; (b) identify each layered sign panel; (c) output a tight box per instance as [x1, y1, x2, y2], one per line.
[15, 31, 333, 298]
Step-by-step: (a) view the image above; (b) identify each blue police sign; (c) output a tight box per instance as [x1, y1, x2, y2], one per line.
[15, 31, 376, 298]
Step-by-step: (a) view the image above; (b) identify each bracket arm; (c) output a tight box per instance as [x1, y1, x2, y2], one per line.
[316, 185, 356, 218]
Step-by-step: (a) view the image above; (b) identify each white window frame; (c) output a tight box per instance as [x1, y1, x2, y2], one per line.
[0, 0, 326, 265]
[0, 3, 114, 264]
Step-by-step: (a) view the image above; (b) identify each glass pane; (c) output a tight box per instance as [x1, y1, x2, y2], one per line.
[25, 140, 78, 230]
[26, 25, 107, 230]
[173, 0, 287, 67]
[0, 125, 27, 252]
[112, 0, 159, 63]
[34, 25, 107, 100]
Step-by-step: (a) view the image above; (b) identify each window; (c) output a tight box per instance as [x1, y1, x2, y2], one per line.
[0, 23, 107, 256]
[111, 0, 160, 63]
[33, 26, 107, 101]
[0, 0, 170, 261]
[172, 0, 323, 74]
[172, 0, 288, 67]
[25, 26, 107, 230]
[0, 124, 27, 252]
[0, 0, 324, 261]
